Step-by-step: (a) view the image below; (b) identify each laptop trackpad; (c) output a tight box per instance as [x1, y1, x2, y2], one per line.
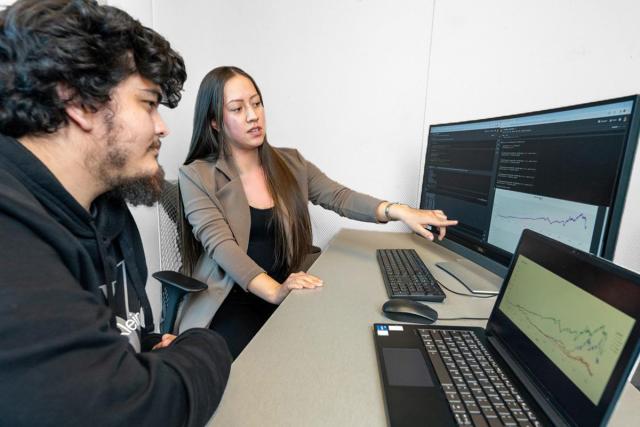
[382, 348, 434, 387]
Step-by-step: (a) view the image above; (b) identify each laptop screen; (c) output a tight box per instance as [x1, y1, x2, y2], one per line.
[486, 230, 640, 426]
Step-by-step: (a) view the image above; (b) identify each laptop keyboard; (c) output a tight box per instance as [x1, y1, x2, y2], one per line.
[376, 249, 446, 302]
[419, 329, 542, 427]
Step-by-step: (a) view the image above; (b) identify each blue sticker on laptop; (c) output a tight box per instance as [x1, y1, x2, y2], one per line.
[376, 325, 389, 336]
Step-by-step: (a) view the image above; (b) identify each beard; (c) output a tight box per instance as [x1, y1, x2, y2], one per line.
[106, 165, 166, 207]
[95, 113, 166, 207]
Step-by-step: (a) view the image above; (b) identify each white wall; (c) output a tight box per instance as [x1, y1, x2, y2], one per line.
[151, 0, 433, 245]
[111, 0, 640, 321]
[423, 0, 640, 271]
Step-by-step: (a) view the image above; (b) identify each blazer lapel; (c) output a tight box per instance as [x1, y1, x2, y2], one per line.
[214, 155, 251, 251]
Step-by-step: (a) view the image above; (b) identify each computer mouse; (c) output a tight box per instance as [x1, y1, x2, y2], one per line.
[381, 298, 438, 324]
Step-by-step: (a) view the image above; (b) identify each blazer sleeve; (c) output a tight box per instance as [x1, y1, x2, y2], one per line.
[299, 151, 384, 222]
[179, 165, 265, 289]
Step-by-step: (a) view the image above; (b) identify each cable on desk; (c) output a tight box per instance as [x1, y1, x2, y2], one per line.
[436, 280, 497, 299]
[438, 316, 489, 321]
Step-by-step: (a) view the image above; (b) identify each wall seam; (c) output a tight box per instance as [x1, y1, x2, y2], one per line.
[416, 0, 438, 206]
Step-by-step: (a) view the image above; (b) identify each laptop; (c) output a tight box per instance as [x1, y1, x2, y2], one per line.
[373, 229, 640, 427]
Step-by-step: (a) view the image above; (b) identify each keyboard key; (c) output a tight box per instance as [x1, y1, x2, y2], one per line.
[460, 392, 473, 402]
[470, 413, 489, 427]
[464, 402, 480, 414]
[470, 387, 484, 397]
[445, 392, 461, 403]
[449, 402, 467, 414]
[485, 415, 503, 427]
[454, 412, 473, 427]
[511, 410, 527, 422]
[506, 401, 521, 411]
[474, 395, 488, 405]
[494, 404, 510, 417]
[456, 384, 470, 394]
[480, 405, 497, 417]
[425, 351, 453, 385]
[498, 413, 518, 426]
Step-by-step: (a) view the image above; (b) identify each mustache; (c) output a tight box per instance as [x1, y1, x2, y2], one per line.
[149, 140, 162, 151]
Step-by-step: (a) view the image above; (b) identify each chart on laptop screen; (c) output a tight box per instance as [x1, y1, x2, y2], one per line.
[498, 255, 635, 405]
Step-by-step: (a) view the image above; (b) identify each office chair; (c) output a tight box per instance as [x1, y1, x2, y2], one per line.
[153, 180, 207, 334]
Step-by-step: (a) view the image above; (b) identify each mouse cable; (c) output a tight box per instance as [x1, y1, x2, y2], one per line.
[437, 279, 497, 299]
[438, 316, 489, 321]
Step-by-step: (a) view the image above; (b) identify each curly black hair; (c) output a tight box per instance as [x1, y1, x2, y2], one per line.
[0, 0, 186, 138]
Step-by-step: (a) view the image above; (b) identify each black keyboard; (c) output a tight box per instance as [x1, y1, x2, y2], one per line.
[376, 248, 446, 302]
[420, 328, 542, 427]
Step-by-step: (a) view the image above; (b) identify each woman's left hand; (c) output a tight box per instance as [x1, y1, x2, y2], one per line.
[387, 204, 458, 241]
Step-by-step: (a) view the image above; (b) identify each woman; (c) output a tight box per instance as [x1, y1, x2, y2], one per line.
[177, 66, 457, 358]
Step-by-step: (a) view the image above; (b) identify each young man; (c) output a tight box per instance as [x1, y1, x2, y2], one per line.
[0, 1, 231, 426]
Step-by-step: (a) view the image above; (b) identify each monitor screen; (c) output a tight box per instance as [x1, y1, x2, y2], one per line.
[420, 96, 640, 278]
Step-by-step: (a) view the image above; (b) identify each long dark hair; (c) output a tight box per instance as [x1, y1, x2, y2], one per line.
[179, 66, 312, 278]
[0, 0, 186, 138]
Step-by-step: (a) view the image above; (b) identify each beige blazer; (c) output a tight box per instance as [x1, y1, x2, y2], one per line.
[176, 147, 383, 332]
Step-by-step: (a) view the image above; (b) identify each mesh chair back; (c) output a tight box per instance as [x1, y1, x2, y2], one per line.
[157, 180, 182, 332]
[157, 180, 182, 273]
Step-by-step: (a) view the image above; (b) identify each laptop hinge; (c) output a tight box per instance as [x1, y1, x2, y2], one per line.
[487, 335, 570, 427]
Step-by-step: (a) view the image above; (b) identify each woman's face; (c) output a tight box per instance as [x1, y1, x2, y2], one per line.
[216, 74, 266, 152]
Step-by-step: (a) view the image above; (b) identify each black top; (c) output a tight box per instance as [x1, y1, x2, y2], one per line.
[247, 206, 289, 283]
[0, 134, 231, 427]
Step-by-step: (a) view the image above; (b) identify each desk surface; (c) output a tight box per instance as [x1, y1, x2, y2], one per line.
[208, 229, 640, 426]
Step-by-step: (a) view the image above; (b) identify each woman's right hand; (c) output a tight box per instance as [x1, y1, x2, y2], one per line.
[273, 272, 323, 304]
[249, 271, 324, 305]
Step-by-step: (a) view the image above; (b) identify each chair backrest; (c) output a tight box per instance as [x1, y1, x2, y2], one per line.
[157, 180, 182, 273]
[155, 180, 210, 334]
[156, 179, 183, 333]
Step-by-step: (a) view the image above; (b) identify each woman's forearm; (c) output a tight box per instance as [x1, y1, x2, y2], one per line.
[247, 272, 282, 304]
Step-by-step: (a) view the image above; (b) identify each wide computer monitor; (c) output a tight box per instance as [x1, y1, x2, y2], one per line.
[420, 95, 640, 293]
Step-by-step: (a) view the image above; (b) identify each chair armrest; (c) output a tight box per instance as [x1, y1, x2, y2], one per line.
[152, 271, 207, 334]
[152, 270, 207, 293]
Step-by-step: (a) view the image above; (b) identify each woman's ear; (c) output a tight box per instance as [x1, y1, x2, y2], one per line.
[210, 119, 219, 132]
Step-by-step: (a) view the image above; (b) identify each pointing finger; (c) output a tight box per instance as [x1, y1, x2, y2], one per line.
[432, 218, 458, 227]
[412, 224, 434, 241]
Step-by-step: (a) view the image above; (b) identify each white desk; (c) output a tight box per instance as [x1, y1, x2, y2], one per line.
[207, 229, 640, 426]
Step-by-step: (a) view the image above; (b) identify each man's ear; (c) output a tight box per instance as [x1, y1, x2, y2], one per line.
[210, 119, 219, 132]
[65, 104, 96, 132]
[57, 84, 95, 132]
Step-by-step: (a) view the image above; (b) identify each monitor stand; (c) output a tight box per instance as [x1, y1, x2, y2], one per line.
[436, 259, 503, 295]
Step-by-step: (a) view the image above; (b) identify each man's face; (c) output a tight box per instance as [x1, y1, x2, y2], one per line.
[89, 74, 169, 205]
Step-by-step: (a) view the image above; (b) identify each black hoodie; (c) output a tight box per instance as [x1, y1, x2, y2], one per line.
[0, 135, 232, 427]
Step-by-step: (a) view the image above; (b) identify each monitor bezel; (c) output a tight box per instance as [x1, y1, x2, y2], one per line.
[420, 94, 640, 273]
